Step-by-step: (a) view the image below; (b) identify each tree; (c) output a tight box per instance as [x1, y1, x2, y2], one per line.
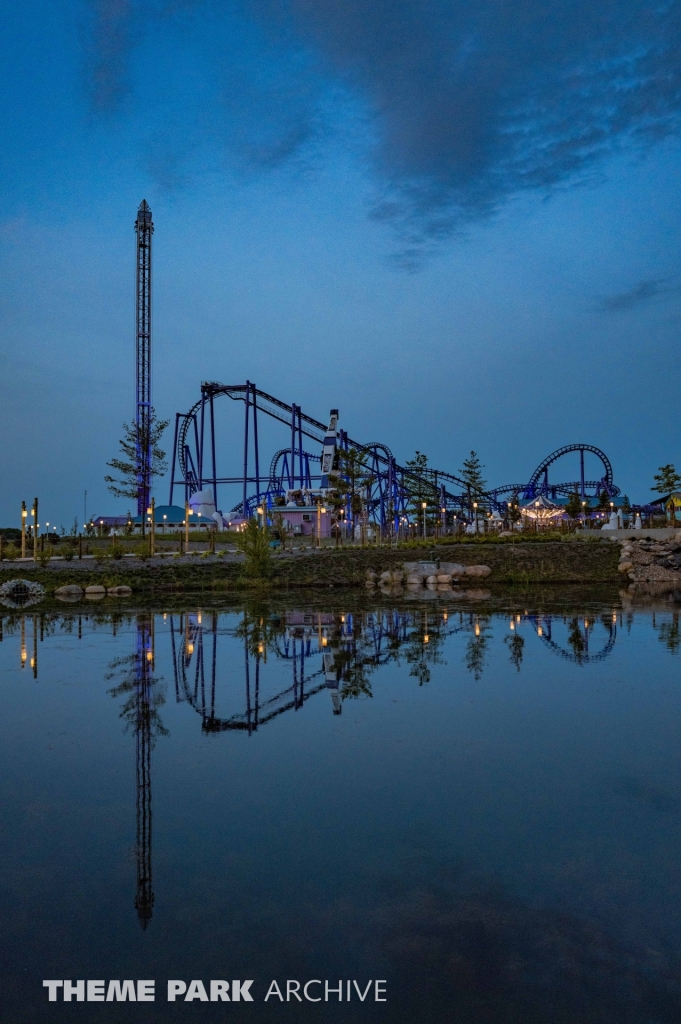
[652, 464, 681, 495]
[460, 451, 486, 515]
[507, 492, 522, 526]
[565, 490, 582, 520]
[105, 409, 169, 504]
[233, 517, 272, 578]
[460, 451, 486, 492]
[403, 451, 438, 532]
[597, 489, 611, 512]
[334, 448, 373, 539]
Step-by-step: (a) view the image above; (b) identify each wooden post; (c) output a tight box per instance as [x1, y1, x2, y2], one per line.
[78, 534, 83, 559]
[33, 498, 38, 562]
[21, 501, 26, 559]
[185, 502, 190, 554]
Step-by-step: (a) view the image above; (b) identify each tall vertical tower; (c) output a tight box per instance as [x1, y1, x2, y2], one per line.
[135, 200, 153, 517]
[134, 615, 154, 929]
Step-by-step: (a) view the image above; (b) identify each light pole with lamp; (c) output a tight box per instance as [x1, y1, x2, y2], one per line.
[21, 502, 27, 559]
[185, 504, 192, 553]
[422, 502, 427, 539]
[473, 501, 478, 534]
[32, 499, 38, 562]
[147, 498, 155, 557]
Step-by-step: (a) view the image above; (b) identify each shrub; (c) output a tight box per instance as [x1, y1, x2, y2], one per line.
[109, 542, 124, 561]
[93, 547, 108, 564]
[233, 518, 272, 578]
[35, 546, 52, 567]
[2, 542, 19, 561]
[134, 542, 151, 562]
[62, 544, 75, 561]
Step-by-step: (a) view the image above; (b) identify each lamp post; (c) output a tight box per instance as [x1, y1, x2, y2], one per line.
[163, 514, 167, 535]
[147, 498, 155, 557]
[32, 498, 38, 562]
[184, 502, 191, 553]
[421, 502, 427, 539]
[473, 501, 478, 534]
[21, 502, 26, 559]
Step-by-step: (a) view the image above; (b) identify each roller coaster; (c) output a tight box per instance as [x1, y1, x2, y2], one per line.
[169, 381, 619, 528]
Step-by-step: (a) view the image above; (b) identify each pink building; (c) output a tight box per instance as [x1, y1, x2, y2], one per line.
[277, 508, 332, 538]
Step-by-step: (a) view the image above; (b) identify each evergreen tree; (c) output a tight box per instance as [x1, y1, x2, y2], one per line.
[652, 464, 681, 495]
[507, 492, 522, 525]
[565, 491, 582, 519]
[105, 409, 169, 501]
[459, 450, 486, 516]
[460, 451, 486, 494]
[597, 489, 611, 512]
[404, 451, 438, 526]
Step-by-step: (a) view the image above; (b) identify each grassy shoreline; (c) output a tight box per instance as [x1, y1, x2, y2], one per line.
[0, 540, 621, 593]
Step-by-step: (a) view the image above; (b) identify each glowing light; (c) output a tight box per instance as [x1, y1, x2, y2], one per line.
[187, 643, 194, 654]
[321, 636, 328, 646]
[197, 613, 202, 624]
[474, 624, 480, 636]
[146, 651, 153, 662]
[340, 616, 345, 623]
[423, 634, 429, 643]
[21, 648, 27, 663]
[509, 621, 514, 630]
[258, 643, 264, 654]
[30, 658, 35, 669]
[537, 626, 543, 636]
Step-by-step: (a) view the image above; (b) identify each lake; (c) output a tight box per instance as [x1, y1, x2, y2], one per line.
[1, 591, 680, 1022]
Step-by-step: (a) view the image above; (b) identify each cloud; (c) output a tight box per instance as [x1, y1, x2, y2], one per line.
[83, 0, 681, 253]
[601, 278, 675, 312]
[85, 0, 133, 111]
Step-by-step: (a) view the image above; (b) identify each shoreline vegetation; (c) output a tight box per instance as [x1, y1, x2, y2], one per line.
[0, 536, 624, 594]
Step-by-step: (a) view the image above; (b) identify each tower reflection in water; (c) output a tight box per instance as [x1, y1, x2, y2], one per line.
[106, 614, 165, 929]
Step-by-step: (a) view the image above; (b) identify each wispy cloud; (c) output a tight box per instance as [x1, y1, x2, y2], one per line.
[600, 278, 675, 312]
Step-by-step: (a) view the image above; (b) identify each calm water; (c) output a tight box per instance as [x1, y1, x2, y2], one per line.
[1, 595, 681, 1023]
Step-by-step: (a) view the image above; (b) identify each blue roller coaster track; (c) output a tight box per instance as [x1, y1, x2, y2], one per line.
[169, 381, 620, 526]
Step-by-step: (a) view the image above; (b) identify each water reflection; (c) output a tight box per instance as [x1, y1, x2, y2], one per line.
[0, 600, 675, 935]
[106, 615, 166, 929]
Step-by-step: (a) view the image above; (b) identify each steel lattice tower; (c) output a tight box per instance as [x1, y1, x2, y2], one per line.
[135, 200, 154, 517]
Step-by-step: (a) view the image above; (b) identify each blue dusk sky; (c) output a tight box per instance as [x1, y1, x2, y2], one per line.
[1, 0, 680, 527]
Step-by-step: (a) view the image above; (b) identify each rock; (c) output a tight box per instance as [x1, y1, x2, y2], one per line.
[365, 570, 377, 580]
[436, 574, 452, 583]
[439, 562, 465, 576]
[379, 571, 393, 581]
[391, 571, 404, 583]
[417, 562, 438, 575]
[365, 581, 376, 588]
[437, 584, 452, 592]
[618, 562, 633, 573]
[55, 585, 83, 597]
[406, 575, 423, 585]
[465, 589, 492, 600]
[85, 585, 106, 598]
[107, 586, 132, 596]
[56, 593, 81, 603]
[464, 565, 491, 578]
[426, 575, 439, 584]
